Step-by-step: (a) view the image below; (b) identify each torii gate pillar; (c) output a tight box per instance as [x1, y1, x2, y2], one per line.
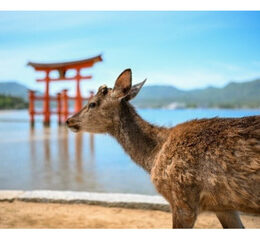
[43, 70, 51, 126]
[75, 69, 82, 112]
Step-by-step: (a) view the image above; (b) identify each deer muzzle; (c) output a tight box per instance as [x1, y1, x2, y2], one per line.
[66, 117, 80, 132]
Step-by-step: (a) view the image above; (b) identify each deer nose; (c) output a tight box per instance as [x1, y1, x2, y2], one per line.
[66, 117, 78, 126]
[66, 118, 73, 126]
[65, 119, 70, 125]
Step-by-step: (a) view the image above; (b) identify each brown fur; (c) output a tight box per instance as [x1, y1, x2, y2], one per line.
[66, 69, 260, 228]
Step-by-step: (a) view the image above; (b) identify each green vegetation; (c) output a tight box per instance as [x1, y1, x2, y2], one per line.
[0, 95, 28, 109]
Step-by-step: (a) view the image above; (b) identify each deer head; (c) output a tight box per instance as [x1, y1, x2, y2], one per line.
[66, 69, 146, 133]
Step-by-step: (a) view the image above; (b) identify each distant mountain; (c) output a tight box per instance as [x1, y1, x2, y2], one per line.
[0, 82, 29, 100]
[132, 79, 260, 108]
[1, 79, 260, 109]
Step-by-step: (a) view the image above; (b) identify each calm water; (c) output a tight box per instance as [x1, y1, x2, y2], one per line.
[0, 109, 259, 195]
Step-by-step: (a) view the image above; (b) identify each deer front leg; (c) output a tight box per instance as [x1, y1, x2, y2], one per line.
[171, 205, 197, 228]
[170, 190, 199, 228]
[216, 211, 244, 228]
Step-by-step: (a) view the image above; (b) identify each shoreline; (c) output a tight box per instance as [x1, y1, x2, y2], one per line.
[0, 190, 259, 228]
[1, 190, 259, 217]
[0, 190, 169, 212]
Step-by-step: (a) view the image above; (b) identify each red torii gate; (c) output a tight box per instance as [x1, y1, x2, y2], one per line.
[28, 55, 102, 126]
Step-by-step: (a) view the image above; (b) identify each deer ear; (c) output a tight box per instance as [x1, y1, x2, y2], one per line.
[112, 69, 132, 98]
[125, 79, 146, 101]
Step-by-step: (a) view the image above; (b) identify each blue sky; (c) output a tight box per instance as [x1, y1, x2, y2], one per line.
[0, 11, 260, 95]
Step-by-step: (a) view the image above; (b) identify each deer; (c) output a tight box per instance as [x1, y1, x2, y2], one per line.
[66, 69, 260, 228]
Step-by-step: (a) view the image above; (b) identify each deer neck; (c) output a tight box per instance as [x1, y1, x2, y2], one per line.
[109, 100, 168, 173]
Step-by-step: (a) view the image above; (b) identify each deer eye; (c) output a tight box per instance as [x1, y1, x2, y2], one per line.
[89, 102, 96, 108]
